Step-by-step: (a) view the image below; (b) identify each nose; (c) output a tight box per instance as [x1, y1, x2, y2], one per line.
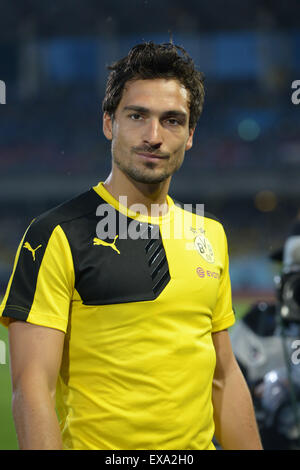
[143, 118, 162, 149]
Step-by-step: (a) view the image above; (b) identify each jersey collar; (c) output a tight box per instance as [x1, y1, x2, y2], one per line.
[92, 181, 175, 226]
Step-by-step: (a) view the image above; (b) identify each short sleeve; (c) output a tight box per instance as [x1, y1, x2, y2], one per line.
[0, 220, 74, 333]
[211, 227, 235, 333]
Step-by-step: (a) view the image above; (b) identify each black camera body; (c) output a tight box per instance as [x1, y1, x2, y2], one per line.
[274, 265, 300, 323]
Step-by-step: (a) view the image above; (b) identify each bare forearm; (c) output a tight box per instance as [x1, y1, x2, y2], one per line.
[212, 365, 263, 450]
[12, 383, 62, 450]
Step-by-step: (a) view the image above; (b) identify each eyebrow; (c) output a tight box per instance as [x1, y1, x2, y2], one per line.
[123, 105, 187, 121]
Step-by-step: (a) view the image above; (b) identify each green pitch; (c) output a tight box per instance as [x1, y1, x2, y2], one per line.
[0, 299, 250, 450]
[0, 325, 18, 450]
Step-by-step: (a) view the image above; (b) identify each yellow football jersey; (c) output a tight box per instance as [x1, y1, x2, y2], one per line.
[0, 182, 235, 450]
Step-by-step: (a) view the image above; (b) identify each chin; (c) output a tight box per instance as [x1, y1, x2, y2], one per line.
[116, 158, 182, 185]
[129, 170, 171, 185]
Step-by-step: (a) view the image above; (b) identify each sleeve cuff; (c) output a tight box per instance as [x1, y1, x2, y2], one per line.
[211, 310, 235, 333]
[0, 306, 67, 333]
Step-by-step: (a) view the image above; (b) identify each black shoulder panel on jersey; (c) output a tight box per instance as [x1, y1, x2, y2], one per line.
[173, 199, 222, 225]
[2, 189, 100, 321]
[35, 188, 103, 227]
[61, 210, 170, 305]
[3, 187, 171, 316]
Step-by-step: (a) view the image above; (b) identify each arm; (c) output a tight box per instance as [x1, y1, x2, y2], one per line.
[8, 320, 65, 450]
[212, 329, 263, 450]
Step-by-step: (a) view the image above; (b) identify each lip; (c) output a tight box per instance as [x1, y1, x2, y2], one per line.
[136, 152, 168, 160]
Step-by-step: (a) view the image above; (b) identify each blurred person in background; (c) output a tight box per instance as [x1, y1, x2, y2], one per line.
[0, 42, 262, 450]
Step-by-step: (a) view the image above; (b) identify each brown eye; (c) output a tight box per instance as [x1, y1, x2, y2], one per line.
[130, 113, 143, 120]
[166, 118, 180, 126]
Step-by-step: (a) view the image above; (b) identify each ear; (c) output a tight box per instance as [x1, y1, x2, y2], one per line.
[185, 127, 195, 151]
[103, 112, 113, 141]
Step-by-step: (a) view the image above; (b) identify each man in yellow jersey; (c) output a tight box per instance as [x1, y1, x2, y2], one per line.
[0, 42, 262, 450]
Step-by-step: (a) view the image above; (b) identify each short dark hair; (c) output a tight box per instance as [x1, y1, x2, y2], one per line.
[102, 42, 205, 130]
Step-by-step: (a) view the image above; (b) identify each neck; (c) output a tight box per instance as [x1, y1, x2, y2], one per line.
[103, 169, 171, 217]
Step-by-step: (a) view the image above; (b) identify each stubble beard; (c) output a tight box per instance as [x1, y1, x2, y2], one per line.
[112, 149, 185, 185]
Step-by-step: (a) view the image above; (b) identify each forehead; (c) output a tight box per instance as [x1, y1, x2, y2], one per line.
[117, 78, 190, 113]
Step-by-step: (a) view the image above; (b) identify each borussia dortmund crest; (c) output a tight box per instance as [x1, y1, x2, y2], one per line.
[194, 234, 215, 263]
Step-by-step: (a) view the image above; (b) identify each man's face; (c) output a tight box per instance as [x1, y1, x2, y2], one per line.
[103, 78, 195, 184]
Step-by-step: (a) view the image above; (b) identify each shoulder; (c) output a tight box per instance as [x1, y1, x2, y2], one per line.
[171, 198, 228, 252]
[172, 198, 224, 227]
[27, 188, 101, 241]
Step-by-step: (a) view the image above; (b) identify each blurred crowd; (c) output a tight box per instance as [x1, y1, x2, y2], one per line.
[1, 0, 300, 39]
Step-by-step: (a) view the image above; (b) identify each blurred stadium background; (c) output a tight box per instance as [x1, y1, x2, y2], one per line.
[0, 0, 300, 449]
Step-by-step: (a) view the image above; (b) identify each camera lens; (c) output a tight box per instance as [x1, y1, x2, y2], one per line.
[282, 273, 300, 321]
